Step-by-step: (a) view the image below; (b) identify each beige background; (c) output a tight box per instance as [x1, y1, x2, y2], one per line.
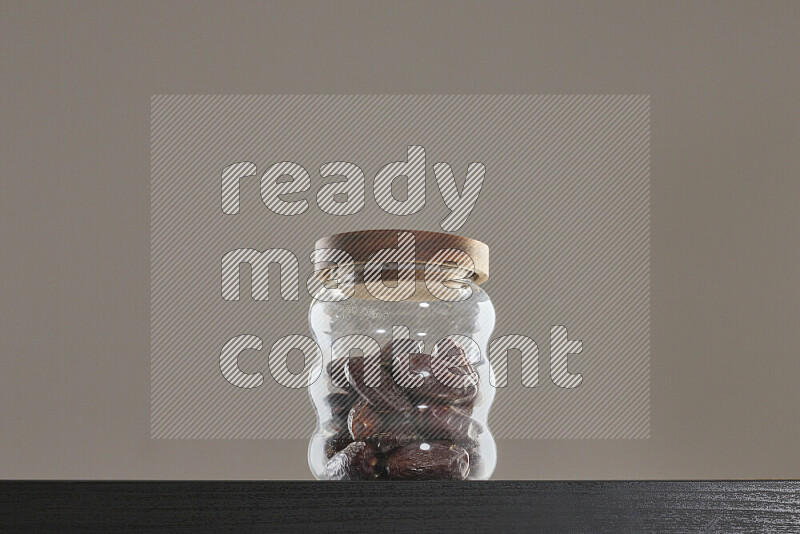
[1, 0, 798, 479]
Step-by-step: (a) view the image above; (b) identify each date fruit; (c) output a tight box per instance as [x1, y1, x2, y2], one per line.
[320, 340, 485, 479]
[346, 355, 413, 414]
[324, 392, 358, 431]
[385, 441, 470, 480]
[347, 400, 382, 439]
[324, 427, 353, 458]
[326, 441, 382, 480]
[414, 404, 479, 442]
[401, 351, 479, 406]
[459, 437, 482, 472]
[348, 400, 418, 453]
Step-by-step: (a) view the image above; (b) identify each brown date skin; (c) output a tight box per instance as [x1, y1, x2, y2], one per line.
[401, 352, 479, 407]
[324, 427, 353, 458]
[414, 404, 479, 442]
[327, 338, 420, 389]
[385, 441, 470, 480]
[348, 400, 418, 453]
[459, 437, 481, 472]
[346, 355, 413, 414]
[347, 400, 382, 440]
[324, 392, 358, 431]
[326, 442, 383, 480]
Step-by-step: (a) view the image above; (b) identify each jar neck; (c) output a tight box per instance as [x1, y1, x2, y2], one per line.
[319, 262, 477, 285]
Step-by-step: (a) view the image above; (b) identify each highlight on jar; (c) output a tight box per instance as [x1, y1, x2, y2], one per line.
[307, 230, 497, 480]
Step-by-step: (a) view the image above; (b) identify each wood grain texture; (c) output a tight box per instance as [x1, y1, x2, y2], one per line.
[1, 481, 798, 532]
[315, 229, 490, 284]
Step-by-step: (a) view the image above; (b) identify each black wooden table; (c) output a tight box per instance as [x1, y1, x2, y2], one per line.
[1, 481, 798, 532]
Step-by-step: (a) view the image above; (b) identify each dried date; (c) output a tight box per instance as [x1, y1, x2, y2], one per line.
[414, 404, 479, 442]
[347, 400, 382, 440]
[326, 441, 382, 480]
[346, 355, 413, 414]
[401, 351, 479, 406]
[385, 441, 470, 480]
[460, 437, 481, 472]
[324, 392, 358, 431]
[324, 427, 353, 458]
[348, 400, 418, 453]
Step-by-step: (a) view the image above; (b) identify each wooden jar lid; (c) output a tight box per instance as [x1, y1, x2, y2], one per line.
[314, 229, 489, 285]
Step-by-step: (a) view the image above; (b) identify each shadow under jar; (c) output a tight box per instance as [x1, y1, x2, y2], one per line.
[307, 230, 497, 480]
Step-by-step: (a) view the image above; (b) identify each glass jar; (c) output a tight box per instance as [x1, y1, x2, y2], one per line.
[307, 230, 496, 480]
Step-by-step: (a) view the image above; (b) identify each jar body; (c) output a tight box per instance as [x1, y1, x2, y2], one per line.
[307, 272, 496, 480]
